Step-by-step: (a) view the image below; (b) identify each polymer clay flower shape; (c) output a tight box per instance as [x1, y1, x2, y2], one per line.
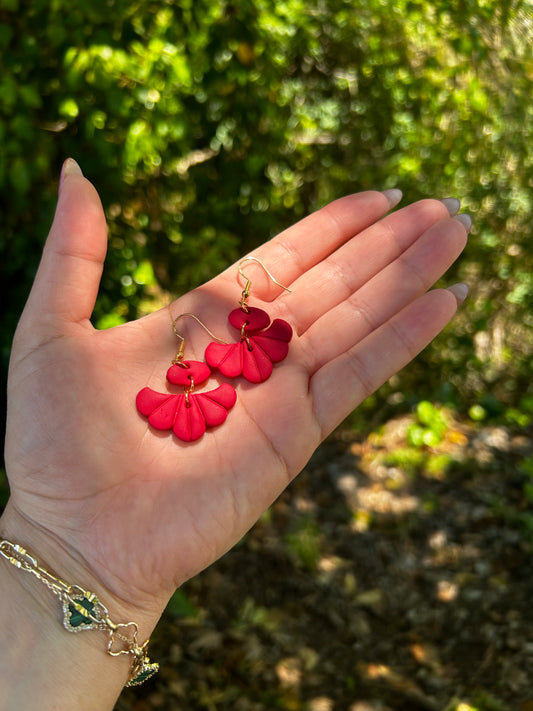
[205, 306, 293, 383]
[136, 360, 236, 442]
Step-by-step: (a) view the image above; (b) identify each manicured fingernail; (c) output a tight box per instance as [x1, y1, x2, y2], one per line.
[441, 197, 461, 216]
[448, 283, 469, 305]
[381, 188, 402, 209]
[59, 158, 83, 192]
[453, 213, 472, 232]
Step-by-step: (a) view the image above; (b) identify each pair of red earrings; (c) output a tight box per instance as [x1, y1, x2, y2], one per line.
[136, 258, 293, 442]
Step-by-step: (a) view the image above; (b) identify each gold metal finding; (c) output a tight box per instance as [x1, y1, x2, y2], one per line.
[171, 312, 227, 363]
[240, 321, 252, 350]
[0, 539, 158, 686]
[238, 256, 292, 311]
[184, 378, 195, 407]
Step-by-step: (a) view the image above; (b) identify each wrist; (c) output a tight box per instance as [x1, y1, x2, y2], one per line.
[0, 543, 131, 710]
[0, 505, 161, 708]
[0, 501, 163, 638]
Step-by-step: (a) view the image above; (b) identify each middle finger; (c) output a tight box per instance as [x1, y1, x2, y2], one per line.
[284, 198, 456, 335]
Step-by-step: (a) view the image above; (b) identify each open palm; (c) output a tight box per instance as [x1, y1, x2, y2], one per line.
[2, 162, 468, 628]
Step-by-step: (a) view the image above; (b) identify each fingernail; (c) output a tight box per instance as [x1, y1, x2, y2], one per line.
[59, 158, 83, 192]
[441, 197, 461, 216]
[453, 213, 473, 233]
[448, 282, 469, 305]
[381, 188, 402, 209]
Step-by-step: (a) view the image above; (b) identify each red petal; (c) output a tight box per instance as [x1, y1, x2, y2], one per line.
[205, 341, 244, 378]
[173, 396, 206, 442]
[136, 388, 167, 416]
[251, 318, 292, 363]
[242, 342, 274, 383]
[263, 318, 293, 342]
[136, 388, 179, 430]
[137, 384, 235, 441]
[196, 384, 237, 426]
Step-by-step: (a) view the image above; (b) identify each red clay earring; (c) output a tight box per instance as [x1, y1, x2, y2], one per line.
[205, 257, 293, 384]
[136, 314, 237, 442]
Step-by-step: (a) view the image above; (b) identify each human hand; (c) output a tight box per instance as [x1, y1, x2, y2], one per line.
[1, 160, 469, 634]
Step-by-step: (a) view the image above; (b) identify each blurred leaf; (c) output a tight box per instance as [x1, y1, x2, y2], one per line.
[166, 589, 199, 619]
[59, 97, 80, 119]
[2, 0, 533, 454]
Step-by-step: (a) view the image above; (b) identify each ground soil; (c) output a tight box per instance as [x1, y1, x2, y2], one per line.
[116, 419, 533, 711]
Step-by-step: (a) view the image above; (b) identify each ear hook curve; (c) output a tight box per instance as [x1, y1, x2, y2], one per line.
[171, 312, 227, 364]
[238, 256, 292, 310]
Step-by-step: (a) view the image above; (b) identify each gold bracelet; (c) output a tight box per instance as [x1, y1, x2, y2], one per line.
[0, 539, 159, 686]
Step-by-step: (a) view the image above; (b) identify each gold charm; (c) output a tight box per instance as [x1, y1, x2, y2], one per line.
[62, 588, 107, 633]
[1, 539, 158, 686]
[127, 656, 160, 686]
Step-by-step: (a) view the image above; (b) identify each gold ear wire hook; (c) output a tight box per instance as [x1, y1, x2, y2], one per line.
[171, 313, 227, 365]
[238, 256, 292, 310]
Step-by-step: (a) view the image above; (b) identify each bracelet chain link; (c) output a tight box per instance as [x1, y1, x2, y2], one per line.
[0, 539, 159, 686]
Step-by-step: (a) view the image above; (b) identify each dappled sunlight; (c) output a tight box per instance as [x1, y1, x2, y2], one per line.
[350, 482, 420, 516]
[110, 410, 533, 709]
[2, 1, 533, 710]
[332, 409, 472, 529]
[436, 579, 459, 603]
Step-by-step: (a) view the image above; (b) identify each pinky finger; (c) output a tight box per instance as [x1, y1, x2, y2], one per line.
[310, 285, 468, 438]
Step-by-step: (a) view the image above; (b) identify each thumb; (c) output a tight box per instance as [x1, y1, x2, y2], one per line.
[21, 158, 108, 333]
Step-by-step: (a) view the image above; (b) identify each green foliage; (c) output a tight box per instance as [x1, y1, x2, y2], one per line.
[233, 597, 279, 632]
[407, 401, 450, 448]
[444, 690, 507, 711]
[285, 517, 323, 571]
[383, 447, 427, 476]
[469, 404, 488, 422]
[384, 445, 454, 480]
[2, 0, 533, 425]
[380, 402, 458, 480]
[165, 588, 199, 619]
